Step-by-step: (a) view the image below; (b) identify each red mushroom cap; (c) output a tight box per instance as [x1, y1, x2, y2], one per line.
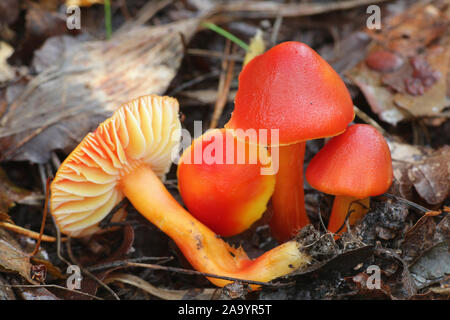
[177, 129, 275, 237]
[225, 41, 354, 146]
[305, 124, 393, 199]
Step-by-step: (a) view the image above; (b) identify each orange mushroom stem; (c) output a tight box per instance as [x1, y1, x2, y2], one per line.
[306, 124, 393, 236]
[269, 142, 308, 241]
[122, 165, 307, 287]
[327, 196, 370, 234]
[50, 95, 310, 288]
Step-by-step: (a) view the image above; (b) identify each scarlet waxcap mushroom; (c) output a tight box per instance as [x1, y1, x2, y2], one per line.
[50, 95, 181, 237]
[177, 128, 275, 237]
[225, 41, 354, 241]
[305, 124, 393, 235]
[50, 95, 309, 288]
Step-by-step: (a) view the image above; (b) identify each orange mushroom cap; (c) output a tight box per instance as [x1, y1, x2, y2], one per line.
[50, 95, 181, 237]
[305, 124, 393, 199]
[225, 41, 354, 146]
[177, 129, 275, 237]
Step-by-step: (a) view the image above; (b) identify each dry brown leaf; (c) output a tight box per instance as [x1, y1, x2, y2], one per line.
[400, 213, 449, 265]
[0, 228, 36, 283]
[0, 168, 41, 211]
[0, 0, 20, 26]
[346, 1, 450, 125]
[389, 141, 450, 205]
[0, 18, 199, 163]
[11, 4, 77, 64]
[105, 273, 217, 300]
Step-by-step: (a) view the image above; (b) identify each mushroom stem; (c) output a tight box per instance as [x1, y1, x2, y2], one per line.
[120, 164, 309, 288]
[327, 196, 370, 235]
[270, 142, 310, 242]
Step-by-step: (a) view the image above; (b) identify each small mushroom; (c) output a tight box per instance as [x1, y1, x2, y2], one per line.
[177, 128, 275, 237]
[50, 95, 309, 287]
[305, 124, 393, 235]
[225, 41, 355, 242]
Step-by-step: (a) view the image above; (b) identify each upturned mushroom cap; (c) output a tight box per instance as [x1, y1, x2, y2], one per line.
[177, 129, 275, 237]
[225, 41, 354, 146]
[305, 124, 393, 199]
[50, 95, 181, 237]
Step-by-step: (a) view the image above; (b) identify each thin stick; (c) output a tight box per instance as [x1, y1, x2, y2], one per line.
[38, 164, 71, 267]
[86, 256, 173, 273]
[29, 177, 52, 257]
[353, 105, 388, 136]
[210, 41, 236, 129]
[0, 222, 64, 243]
[187, 48, 244, 62]
[0, 284, 103, 300]
[125, 262, 292, 287]
[380, 193, 430, 213]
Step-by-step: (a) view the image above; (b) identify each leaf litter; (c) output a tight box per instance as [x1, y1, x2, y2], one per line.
[0, 0, 448, 300]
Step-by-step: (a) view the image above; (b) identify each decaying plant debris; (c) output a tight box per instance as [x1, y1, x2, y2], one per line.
[0, 0, 448, 300]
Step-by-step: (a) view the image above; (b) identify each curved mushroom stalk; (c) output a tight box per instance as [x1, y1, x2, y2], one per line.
[121, 165, 309, 287]
[51, 95, 309, 288]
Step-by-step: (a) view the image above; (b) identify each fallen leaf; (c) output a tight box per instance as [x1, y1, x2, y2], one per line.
[346, 1, 450, 125]
[0, 228, 36, 283]
[410, 241, 450, 286]
[10, 4, 78, 64]
[0, 0, 20, 25]
[105, 273, 218, 300]
[400, 213, 449, 266]
[0, 274, 16, 299]
[389, 141, 450, 205]
[0, 18, 199, 163]
[0, 167, 41, 211]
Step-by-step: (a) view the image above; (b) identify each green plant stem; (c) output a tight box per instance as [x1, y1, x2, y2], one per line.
[104, 0, 112, 39]
[201, 22, 249, 51]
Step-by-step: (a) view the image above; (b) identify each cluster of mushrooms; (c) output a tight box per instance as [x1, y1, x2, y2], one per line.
[50, 41, 393, 288]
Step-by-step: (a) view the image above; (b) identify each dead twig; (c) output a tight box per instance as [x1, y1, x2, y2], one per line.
[210, 40, 236, 129]
[0, 284, 103, 300]
[353, 105, 389, 137]
[186, 49, 244, 62]
[0, 222, 64, 243]
[208, 0, 390, 22]
[86, 257, 174, 273]
[29, 176, 52, 257]
[125, 262, 293, 288]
